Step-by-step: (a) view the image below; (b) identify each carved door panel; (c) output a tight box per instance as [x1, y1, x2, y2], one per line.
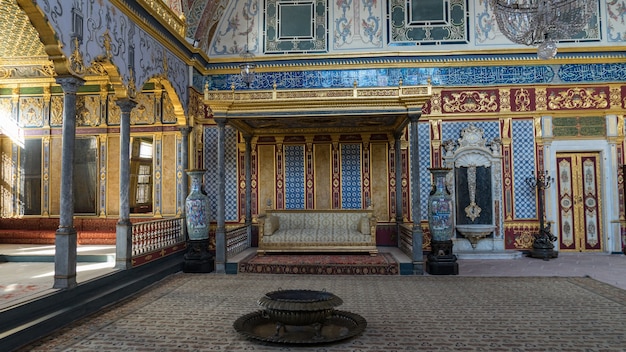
[556, 152, 603, 252]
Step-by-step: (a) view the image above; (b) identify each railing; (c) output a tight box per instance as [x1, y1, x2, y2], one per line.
[130, 218, 251, 262]
[226, 225, 250, 258]
[399, 224, 414, 259]
[132, 217, 186, 257]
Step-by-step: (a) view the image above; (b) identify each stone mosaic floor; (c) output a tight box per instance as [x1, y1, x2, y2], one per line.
[19, 273, 626, 351]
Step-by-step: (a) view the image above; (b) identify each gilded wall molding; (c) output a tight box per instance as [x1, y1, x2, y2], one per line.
[425, 84, 626, 117]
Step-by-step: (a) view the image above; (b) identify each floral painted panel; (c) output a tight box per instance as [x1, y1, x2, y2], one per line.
[333, 0, 384, 50]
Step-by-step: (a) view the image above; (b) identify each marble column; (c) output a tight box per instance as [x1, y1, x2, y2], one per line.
[115, 99, 137, 270]
[54, 75, 84, 289]
[244, 134, 253, 248]
[215, 118, 226, 273]
[408, 112, 424, 275]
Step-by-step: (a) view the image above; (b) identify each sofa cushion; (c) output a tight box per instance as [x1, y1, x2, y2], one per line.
[262, 228, 367, 244]
[358, 216, 370, 235]
[264, 215, 279, 235]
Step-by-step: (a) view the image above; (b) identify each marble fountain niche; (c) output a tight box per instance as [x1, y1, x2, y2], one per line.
[443, 125, 521, 259]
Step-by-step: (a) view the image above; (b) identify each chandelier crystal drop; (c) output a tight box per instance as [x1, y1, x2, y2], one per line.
[490, 0, 596, 59]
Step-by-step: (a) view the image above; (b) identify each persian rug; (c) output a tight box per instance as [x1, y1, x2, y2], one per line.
[238, 252, 399, 275]
[18, 275, 626, 351]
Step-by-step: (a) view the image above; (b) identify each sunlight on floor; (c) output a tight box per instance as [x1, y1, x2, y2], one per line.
[31, 262, 116, 279]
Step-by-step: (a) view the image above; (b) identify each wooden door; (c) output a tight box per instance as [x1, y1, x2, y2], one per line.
[555, 152, 603, 251]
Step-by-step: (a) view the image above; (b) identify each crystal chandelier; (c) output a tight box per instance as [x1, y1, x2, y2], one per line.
[490, 0, 596, 59]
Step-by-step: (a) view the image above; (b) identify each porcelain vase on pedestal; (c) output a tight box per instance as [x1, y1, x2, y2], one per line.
[427, 168, 454, 242]
[185, 170, 210, 241]
[426, 168, 458, 275]
[184, 169, 213, 272]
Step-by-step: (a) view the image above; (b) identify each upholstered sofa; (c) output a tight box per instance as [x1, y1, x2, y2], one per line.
[257, 209, 378, 255]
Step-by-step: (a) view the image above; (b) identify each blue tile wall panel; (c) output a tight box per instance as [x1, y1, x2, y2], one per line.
[341, 144, 362, 209]
[512, 119, 536, 219]
[284, 145, 305, 209]
[203, 126, 239, 222]
[441, 121, 500, 143]
[418, 122, 431, 221]
[201, 65, 557, 91]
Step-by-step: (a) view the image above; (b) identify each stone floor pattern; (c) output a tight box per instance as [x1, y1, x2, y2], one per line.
[18, 272, 626, 352]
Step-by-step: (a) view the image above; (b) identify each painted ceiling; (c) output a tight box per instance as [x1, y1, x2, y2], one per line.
[0, 0, 47, 59]
[0, 0, 224, 61]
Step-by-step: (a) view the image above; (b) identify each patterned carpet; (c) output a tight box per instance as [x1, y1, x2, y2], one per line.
[238, 253, 399, 275]
[18, 274, 626, 351]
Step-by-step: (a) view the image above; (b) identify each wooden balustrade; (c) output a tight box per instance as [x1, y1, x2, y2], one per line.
[132, 218, 186, 257]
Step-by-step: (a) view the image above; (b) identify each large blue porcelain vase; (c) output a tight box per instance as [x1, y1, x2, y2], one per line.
[185, 169, 210, 241]
[427, 168, 454, 242]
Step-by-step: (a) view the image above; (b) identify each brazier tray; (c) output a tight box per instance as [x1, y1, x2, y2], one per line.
[233, 310, 367, 345]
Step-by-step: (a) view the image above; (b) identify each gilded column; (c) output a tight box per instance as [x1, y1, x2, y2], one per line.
[153, 134, 162, 217]
[409, 112, 424, 275]
[215, 118, 227, 273]
[115, 99, 137, 270]
[54, 75, 84, 289]
[362, 135, 371, 208]
[42, 136, 50, 217]
[394, 132, 403, 224]
[275, 137, 285, 209]
[332, 139, 340, 209]
[244, 134, 252, 247]
[388, 135, 397, 221]
[305, 137, 314, 209]
[180, 126, 191, 213]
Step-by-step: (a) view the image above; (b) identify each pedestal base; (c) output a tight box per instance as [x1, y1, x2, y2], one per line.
[184, 239, 214, 273]
[426, 240, 459, 275]
[426, 261, 459, 275]
[528, 247, 558, 261]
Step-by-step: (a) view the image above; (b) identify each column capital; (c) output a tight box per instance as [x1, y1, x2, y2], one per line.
[55, 75, 85, 94]
[179, 125, 192, 136]
[408, 110, 422, 123]
[116, 98, 137, 113]
[214, 118, 227, 127]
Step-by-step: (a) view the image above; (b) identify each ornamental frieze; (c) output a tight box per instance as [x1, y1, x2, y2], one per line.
[511, 88, 533, 112]
[19, 97, 44, 127]
[546, 87, 609, 110]
[441, 90, 499, 113]
[50, 96, 64, 126]
[424, 85, 626, 116]
[131, 93, 156, 125]
[76, 95, 101, 127]
[621, 86, 626, 109]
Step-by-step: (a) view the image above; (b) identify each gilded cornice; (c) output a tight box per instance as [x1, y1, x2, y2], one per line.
[136, 0, 186, 39]
[0, 58, 55, 85]
[204, 84, 432, 136]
